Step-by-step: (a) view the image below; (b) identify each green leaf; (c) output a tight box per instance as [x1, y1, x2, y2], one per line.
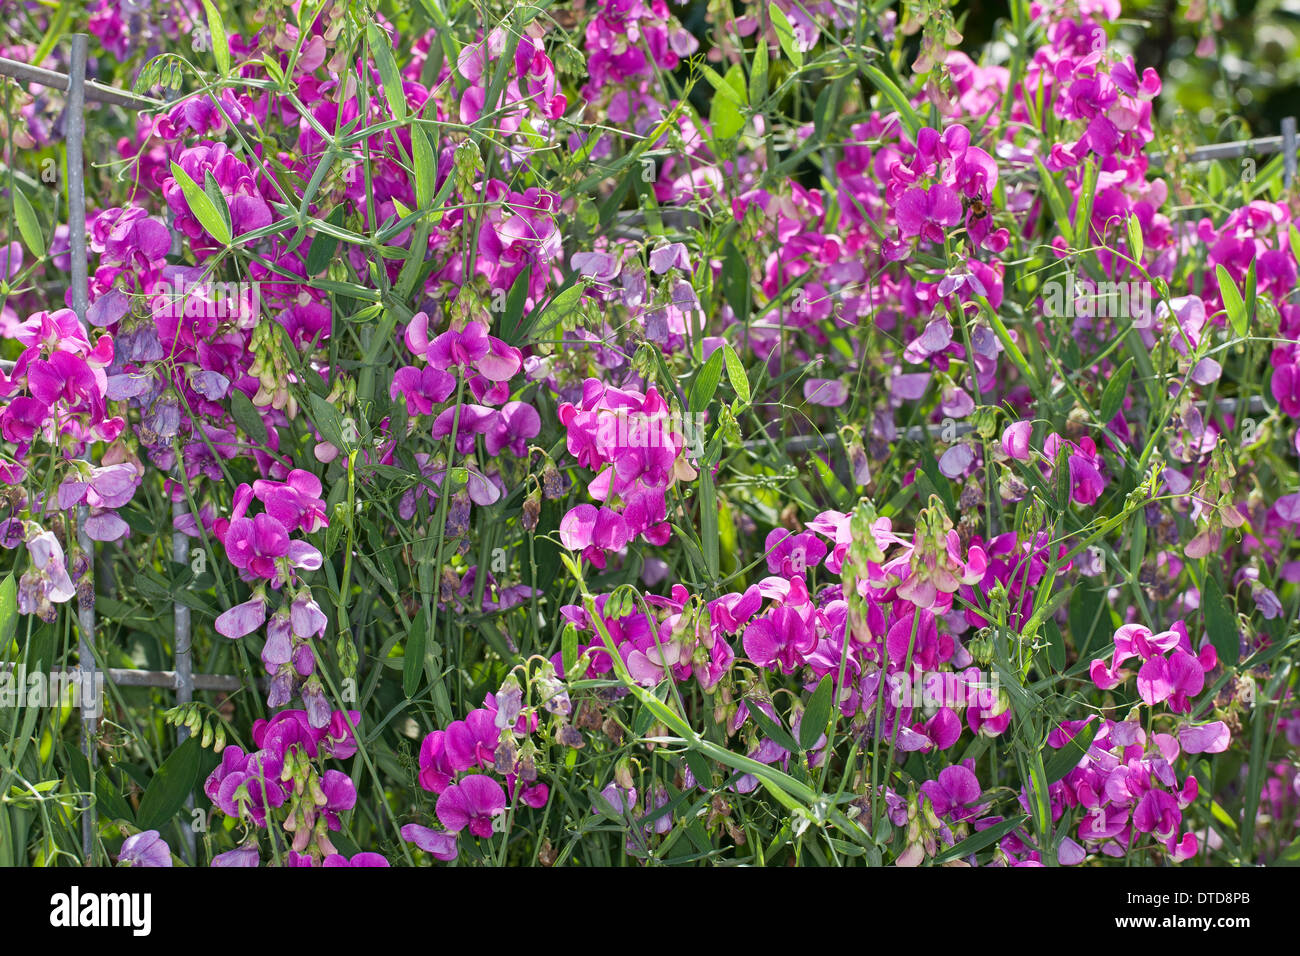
[203, 169, 233, 240]
[1216, 264, 1247, 338]
[135, 737, 201, 831]
[860, 65, 921, 140]
[0, 573, 15, 650]
[683, 750, 713, 789]
[768, 4, 803, 69]
[170, 161, 231, 245]
[10, 186, 44, 258]
[1125, 212, 1143, 265]
[366, 23, 406, 121]
[96, 770, 137, 825]
[522, 281, 584, 344]
[748, 30, 769, 104]
[746, 700, 798, 753]
[721, 241, 751, 321]
[689, 348, 725, 414]
[1274, 836, 1300, 866]
[229, 388, 268, 445]
[561, 624, 578, 675]
[708, 64, 748, 140]
[308, 392, 348, 451]
[799, 676, 833, 751]
[1202, 575, 1239, 666]
[1098, 356, 1133, 424]
[305, 207, 344, 275]
[933, 814, 1029, 863]
[227, 387, 267, 447]
[1067, 584, 1107, 659]
[201, 0, 229, 74]
[1044, 720, 1098, 784]
[699, 465, 718, 582]
[1053, 442, 1071, 510]
[404, 608, 427, 698]
[1243, 256, 1257, 333]
[722, 343, 751, 405]
[411, 126, 436, 209]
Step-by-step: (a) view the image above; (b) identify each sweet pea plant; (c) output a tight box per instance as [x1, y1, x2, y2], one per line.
[0, 0, 1297, 868]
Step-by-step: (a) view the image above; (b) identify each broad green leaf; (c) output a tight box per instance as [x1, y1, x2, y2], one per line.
[201, 0, 229, 74]
[1202, 575, 1239, 666]
[689, 348, 724, 414]
[229, 388, 268, 445]
[933, 814, 1028, 863]
[204, 169, 233, 239]
[170, 161, 231, 245]
[404, 608, 428, 698]
[0, 573, 15, 650]
[308, 392, 349, 451]
[366, 23, 407, 121]
[1216, 264, 1246, 338]
[523, 281, 584, 343]
[11, 186, 44, 258]
[860, 65, 921, 140]
[411, 126, 436, 209]
[749, 30, 769, 104]
[799, 676, 833, 751]
[1125, 212, 1143, 264]
[723, 343, 750, 405]
[1044, 720, 1098, 784]
[769, 4, 803, 68]
[1068, 584, 1107, 659]
[746, 701, 798, 753]
[135, 737, 201, 831]
[1098, 356, 1133, 423]
[709, 65, 748, 140]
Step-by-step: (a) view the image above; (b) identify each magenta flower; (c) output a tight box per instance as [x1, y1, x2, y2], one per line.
[895, 184, 962, 243]
[401, 823, 459, 861]
[743, 606, 817, 674]
[1001, 420, 1032, 460]
[322, 852, 389, 867]
[920, 764, 985, 820]
[436, 774, 507, 838]
[252, 469, 330, 534]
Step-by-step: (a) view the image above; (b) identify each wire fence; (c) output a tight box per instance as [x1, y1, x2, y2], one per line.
[0, 37, 1296, 865]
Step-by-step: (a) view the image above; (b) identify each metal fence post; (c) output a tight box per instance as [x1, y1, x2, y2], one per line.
[64, 32, 99, 866]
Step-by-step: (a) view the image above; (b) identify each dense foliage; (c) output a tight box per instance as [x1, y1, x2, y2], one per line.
[0, 0, 1298, 868]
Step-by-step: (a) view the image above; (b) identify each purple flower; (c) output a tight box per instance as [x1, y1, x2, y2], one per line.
[896, 184, 962, 243]
[118, 830, 172, 867]
[215, 594, 268, 639]
[322, 852, 390, 867]
[803, 378, 848, 407]
[401, 823, 459, 861]
[436, 774, 507, 838]
[648, 242, 690, 274]
[920, 765, 984, 820]
[1178, 721, 1230, 754]
[211, 846, 260, 867]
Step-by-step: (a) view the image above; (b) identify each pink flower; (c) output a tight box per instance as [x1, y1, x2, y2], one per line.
[1001, 420, 1032, 460]
[436, 774, 507, 838]
[895, 184, 962, 243]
